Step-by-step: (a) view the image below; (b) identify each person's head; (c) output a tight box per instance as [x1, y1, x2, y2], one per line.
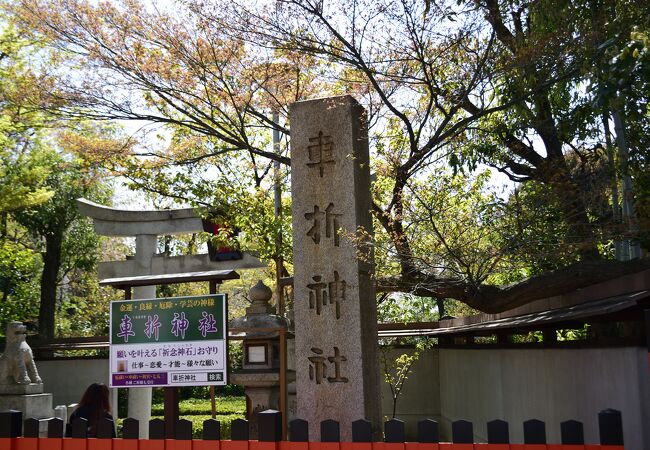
[79, 382, 111, 414]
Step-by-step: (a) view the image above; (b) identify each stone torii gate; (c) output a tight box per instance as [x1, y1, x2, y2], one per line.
[77, 198, 265, 438]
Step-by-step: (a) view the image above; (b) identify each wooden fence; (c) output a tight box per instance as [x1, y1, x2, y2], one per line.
[0, 409, 624, 449]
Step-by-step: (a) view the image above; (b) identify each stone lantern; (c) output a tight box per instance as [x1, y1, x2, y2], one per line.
[229, 281, 290, 437]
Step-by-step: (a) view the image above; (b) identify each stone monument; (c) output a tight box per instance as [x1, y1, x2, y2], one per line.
[290, 96, 382, 440]
[0, 322, 53, 419]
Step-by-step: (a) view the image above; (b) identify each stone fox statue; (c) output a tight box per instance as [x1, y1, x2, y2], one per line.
[0, 322, 42, 385]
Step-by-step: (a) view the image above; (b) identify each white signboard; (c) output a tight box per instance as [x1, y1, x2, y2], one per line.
[109, 294, 227, 387]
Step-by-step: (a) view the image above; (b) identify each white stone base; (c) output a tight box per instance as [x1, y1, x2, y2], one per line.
[128, 387, 151, 439]
[0, 393, 53, 419]
[0, 383, 43, 395]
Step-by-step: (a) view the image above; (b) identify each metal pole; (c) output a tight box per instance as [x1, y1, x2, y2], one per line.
[602, 111, 622, 260]
[279, 327, 287, 439]
[273, 111, 285, 316]
[210, 280, 218, 419]
[612, 108, 642, 260]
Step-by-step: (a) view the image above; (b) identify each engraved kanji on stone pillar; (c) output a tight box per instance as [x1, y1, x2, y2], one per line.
[307, 276, 328, 315]
[326, 347, 348, 383]
[290, 96, 381, 441]
[307, 131, 335, 177]
[328, 271, 346, 320]
[307, 347, 349, 385]
[306, 272, 346, 319]
[304, 203, 341, 246]
[308, 347, 328, 384]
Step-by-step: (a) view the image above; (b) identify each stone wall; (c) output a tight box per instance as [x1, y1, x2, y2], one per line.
[377, 345, 649, 449]
[36, 358, 117, 413]
[34, 345, 649, 449]
[379, 347, 440, 439]
[437, 347, 650, 450]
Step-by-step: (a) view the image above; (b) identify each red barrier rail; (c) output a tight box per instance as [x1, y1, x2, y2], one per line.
[0, 438, 627, 450]
[0, 409, 625, 450]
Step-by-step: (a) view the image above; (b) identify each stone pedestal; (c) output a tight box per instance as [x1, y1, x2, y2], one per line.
[0, 383, 43, 395]
[0, 393, 53, 419]
[231, 370, 293, 439]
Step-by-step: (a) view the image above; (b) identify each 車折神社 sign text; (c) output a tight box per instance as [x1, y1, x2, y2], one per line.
[109, 294, 227, 387]
[289, 96, 382, 440]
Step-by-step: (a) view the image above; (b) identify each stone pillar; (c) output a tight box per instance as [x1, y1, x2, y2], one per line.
[133, 234, 157, 299]
[289, 96, 381, 440]
[127, 234, 156, 438]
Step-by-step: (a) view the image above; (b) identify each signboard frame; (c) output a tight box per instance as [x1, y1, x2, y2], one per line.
[109, 294, 228, 388]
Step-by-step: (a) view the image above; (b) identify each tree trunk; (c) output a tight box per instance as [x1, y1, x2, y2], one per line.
[373, 200, 418, 278]
[1, 212, 7, 238]
[378, 258, 650, 314]
[537, 126, 601, 261]
[436, 298, 446, 319]
[38, 232, 63, 340]
[548, 166, 601, 260]
[481, 0, 603, 262]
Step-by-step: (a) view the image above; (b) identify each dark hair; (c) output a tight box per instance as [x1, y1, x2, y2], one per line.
[77, 383, 111, 434]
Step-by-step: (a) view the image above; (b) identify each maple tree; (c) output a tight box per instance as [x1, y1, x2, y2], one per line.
[0, 20, 126, 337]
[6, 0, 649, 314]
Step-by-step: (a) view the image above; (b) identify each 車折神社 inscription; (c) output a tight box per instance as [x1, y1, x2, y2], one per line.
[290, 96, 382, 440]
[109, 294, 227, 388]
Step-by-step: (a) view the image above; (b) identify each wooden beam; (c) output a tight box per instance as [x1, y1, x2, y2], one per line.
[164, 387, 179, 439]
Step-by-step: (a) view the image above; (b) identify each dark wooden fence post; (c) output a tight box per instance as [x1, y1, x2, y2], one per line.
[71, 417, 88, 438]
[47, 417, 64, 438]
[203, 419, 221, 440]
[175, 418, 193, 440]
[23, 418, 40, 438]
[231, 418, 250, 440]
[599, 409, 624, 446]
[352, 419, 373, 442]
[289, 419, 309, 442]
[320, 419, 340, 442]
[417, 419, 439, 443]
[96, 417, 115, 439]
[523, 419, 546, 445]
[71, 417, 86, 439]
[259, 410, 282, 442]
[164, 387, 180, 440]
[149, 418, 165, 439]
[122, 417, 139, 439]
[0, 410, 22, 438]
[384, 418, 405, 443]
[561, 420, 584, 445]
[487, 420, 509, 444]
[452, 420, 473, 444]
